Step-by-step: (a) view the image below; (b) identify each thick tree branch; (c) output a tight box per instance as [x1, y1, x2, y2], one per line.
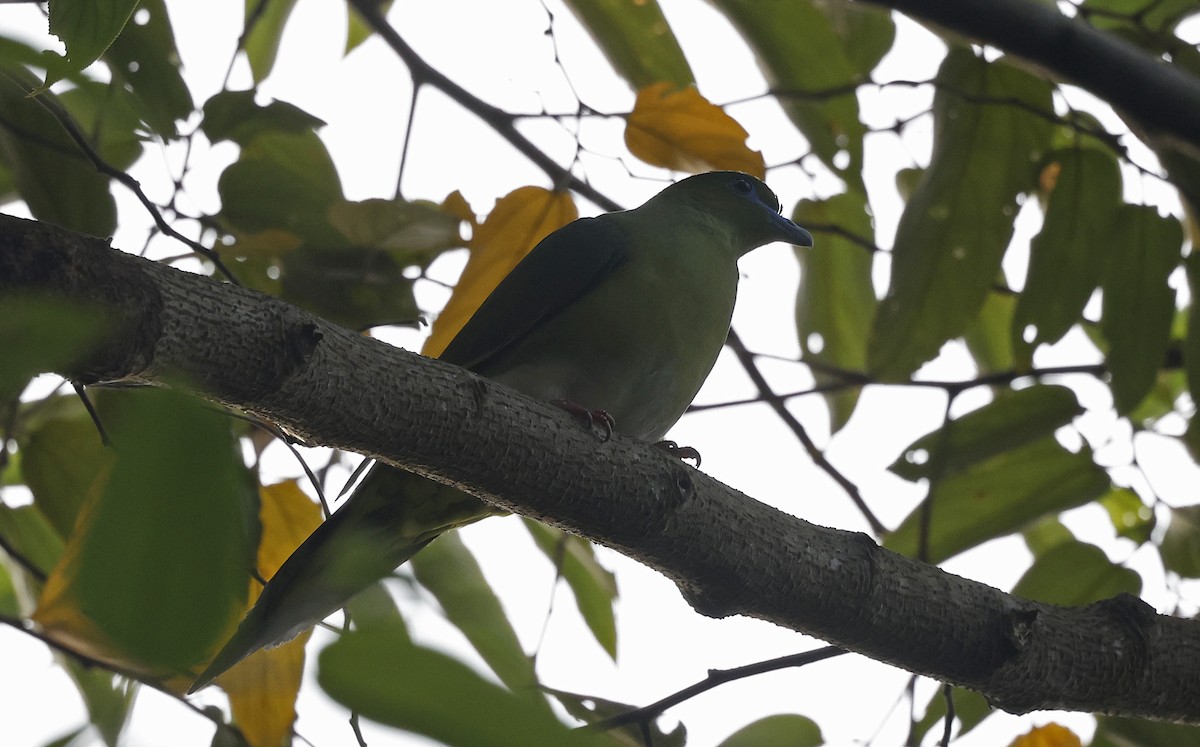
[3, 213, 1199, 723]
[859, 0, 1200, 158]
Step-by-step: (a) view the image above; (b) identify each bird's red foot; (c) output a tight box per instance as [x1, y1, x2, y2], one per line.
[655, 440, 701, 467]
[553, 400, 615, 441]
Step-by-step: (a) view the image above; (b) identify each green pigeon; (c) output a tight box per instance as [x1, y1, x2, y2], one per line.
[191, 171, 813, 690]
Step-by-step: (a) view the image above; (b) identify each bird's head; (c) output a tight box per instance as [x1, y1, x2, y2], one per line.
[661, 171, 814, 256]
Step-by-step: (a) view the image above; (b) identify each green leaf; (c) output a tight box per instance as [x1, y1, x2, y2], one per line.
[1012, 540, 1141, 605]
[243, 0, 300, 84]
[1092, 714, 1200, 747]
[201, 89, 326, 146]
[1099, 204, 1182, 413]
[0, 503, 65, 590]
[59, 388, 256, 670]
[561, 0, 693, 88]
[17, 395, 112, 539]
[0, 295, 105, 400]
[884, 436, 1109, 563]
[63, 662, 135, 747]
[328, 197, 464, 255]
[717, 714, 823, 747]
[545, 688, 686, 747]
[103, 0, 194, 138]
[1161, 505, 1200, 578]
[524, 520, 618, 659]
[1099, 487, 1155, 544]
[45, 0, 140, 85]
[890, 385, 1083, 482]
[868, 50, 1054, 379]
[908, 687, 992, 745]
[963, 289, 1020, 373]
[793, 193, 877, 432]
[1186, 253, 1200, 412]
[0, 66, 116, 236]
[0, 559, 18, 617]
[279, 244, 420, 329]
[345, 1, 392, 54]
[409, 531, 538, 691]
[57, 81, 144, 172]
[319, 627, 614, 747]
[710, 0, 894, 191]
[1014, 147, 1123, 348]
[1022, 517, 1076, 557]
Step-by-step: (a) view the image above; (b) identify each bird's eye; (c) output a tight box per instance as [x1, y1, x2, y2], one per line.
[732, 178, 753, 194]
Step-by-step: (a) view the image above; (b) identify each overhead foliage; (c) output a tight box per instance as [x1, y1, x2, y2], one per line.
[1, 0, 1199, 746]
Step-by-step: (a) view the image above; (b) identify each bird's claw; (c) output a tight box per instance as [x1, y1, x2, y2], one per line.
[655, 440, 701, 467]
[553, 400, 615, 441]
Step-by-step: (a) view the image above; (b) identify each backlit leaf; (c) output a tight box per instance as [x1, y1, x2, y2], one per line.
[625, 83, 765, 177]
[1012, 540, 1141, 605]
[563, 0, 693, 89]
[717, 714, 823, 747]
[45, 0, 140, 85]
[103, 0, 193, 138]
[524, 520, 618, 659]
[243, 0, 299, 84]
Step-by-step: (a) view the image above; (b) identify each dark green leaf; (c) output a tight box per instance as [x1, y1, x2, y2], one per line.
[884, 436, 1109, 563]
[409, 531, 538, 691]
[1014, 148, 1123, 348]
[57, 81, 144, 172]
[68, 388, 255, 670]
[280, 244, 419, 329]
[0, 295, 105, 400]
[201, 89, 326, 146]
[1161, 505, 1200, 577]
[1092, 714, 1200, 747]
[524, 520, 618, 659]
[63, 662, 135, 747]
[890, 385, 1083, 481]
[793, 193, 877, 432]
[909, 686, 992, 745]
[1099, 204, 1182, 413]
[717, 714, 823, 747]
[46, 0, 140, 85]
[545, 687, 686, 747]
[1099, 487, 1154, 544]
[319, 627, 614, 747]
[868, 50, 1054, 379]
[243, 0, 300, 84]
[561, 0, 693, 88]
[1012, 540, 1140, 605]
[711, 0, 893, 191]
[0, 66, 116, 235]
[103, 0, 194, 138]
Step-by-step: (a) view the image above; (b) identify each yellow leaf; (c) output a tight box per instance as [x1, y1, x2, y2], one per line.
[423, 186, 577, 358]
[217, 481, 323, 747]
[625, 82, 765, 178]
[1010, 723, 1083, 747]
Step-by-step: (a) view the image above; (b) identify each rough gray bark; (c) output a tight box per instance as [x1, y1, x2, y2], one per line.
[3, 212, 1198, 722]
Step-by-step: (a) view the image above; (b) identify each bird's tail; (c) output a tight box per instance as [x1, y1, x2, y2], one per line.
[189, 466, 497, 691]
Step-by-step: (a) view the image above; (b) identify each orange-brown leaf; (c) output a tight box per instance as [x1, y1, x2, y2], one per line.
[625, 82, 765, 177]
[1010, 723, 1083, 747]
[423, 186, 577, 358]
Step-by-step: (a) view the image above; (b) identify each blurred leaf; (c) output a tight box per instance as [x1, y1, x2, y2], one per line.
[885, 437, 1109, 563]
[33, 388, 256, 674]
[1099, 205, 1182, 413]
[1161, 504, 1200, 577]
[562, 0, 693, 88]
[243, 0, 299, 84]
[1022, 517, 1076, 557]
[1098, 487, 1155, 544]
[712, 0, 894, 191]
[717, 714, 823, 747]
[0, 559, 18, 617]
[909, 686, 993, 745]
[793, 193, 877, 431]
[319, 627, 613, 747]
[545, 687, 685, 747]
[1186, 253, 1200, 411]
[1014, 148, 1123, 348]
[57, 82, 144, 172]
[868, 50, 1054, 380]
[218, 481, 322, 747]
[17, 394, 112, 538]
[1092, 714, 1200, 747]
[201, 89, 326, 146]
[280, 243, 420, 330]
[63, 662, 135, 747]
[0, 66, 116, 236]
[1012, 540, 1141, 605]
[45, 0, 140, 86]
[890, 385, 1082, 481]
[524, 520, 618, 659]
[964, 289, 1021, 373]
[424, 186, 576, 357]
[103, 0, 193, 138]
[625, 83, 765, 177]
[345, 1, 392, 53]
[410, 531, 539, 691]
[328, 196, 464, 255]
[0, 503, 65, 588]
[0, 295, 105, 401]
[1011, 722, 1082, 747]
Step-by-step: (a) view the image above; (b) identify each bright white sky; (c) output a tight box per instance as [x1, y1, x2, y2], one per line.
[2, 2, 1197, 746]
